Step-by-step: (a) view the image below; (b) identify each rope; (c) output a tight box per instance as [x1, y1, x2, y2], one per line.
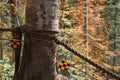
[0, 27, 120, 79]
[0, 27, 60, 34]
[0, 28, 18, 32]
[53, 38, 120, 80]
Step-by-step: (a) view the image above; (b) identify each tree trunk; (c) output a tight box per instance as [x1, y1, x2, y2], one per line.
[17, 0, 59, 80]
[0, 33, 3, 60]
[0, 18, 2, 60]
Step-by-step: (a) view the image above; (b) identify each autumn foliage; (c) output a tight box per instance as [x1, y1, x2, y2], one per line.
[0, 0, 120, 80]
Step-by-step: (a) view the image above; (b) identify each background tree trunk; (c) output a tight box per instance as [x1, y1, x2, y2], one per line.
[17, 0, 59, 80]
[0, 16, 2, 60]
[0, 33, 3, 60]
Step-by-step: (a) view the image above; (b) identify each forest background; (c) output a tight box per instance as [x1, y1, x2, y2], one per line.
[0, 0, 120, 80]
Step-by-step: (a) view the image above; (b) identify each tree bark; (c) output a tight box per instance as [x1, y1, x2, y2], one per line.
[0, 18, 2, 60]
[0, 33, 3, 60]
[17, 0, 59, 80]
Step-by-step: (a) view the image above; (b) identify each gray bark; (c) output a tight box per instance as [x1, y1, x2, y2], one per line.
[17, 0, 59, 80]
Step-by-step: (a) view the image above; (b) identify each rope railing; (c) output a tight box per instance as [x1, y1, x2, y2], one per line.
[0, 27, 120, 79]
[53, 38, 120, 80]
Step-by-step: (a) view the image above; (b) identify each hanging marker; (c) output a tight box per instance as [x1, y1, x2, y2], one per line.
[10, 39, 20, 49]
[59, 60, 70, 71]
